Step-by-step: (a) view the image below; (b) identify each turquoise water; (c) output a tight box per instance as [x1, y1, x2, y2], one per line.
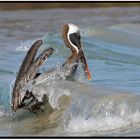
[0, 8, 140, 136]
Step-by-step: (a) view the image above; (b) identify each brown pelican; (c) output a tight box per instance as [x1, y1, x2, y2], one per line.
[12, 23, 91, 113]
[62, 23, 91, 80]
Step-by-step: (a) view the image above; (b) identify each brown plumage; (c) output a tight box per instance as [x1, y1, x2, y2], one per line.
[62, 23, 91, 80]
[12, 40, 54, 112]
[12, 23, 91, 113]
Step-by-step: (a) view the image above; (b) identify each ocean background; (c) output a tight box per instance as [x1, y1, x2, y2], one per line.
[0, 6, 140, 136]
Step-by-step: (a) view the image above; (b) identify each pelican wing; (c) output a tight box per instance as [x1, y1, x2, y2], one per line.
[17, 39, 43, 80]
[12, 47, 54, 111]
[24, 47, 54, 82]
[12, 40, 54, 111]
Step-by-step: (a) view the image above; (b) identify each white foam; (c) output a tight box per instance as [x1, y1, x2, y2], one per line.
[48, 85, 70, 109]
[15, 40, 31, 52]
[65, 111, 140, 134]
[16, 46, 29, 52]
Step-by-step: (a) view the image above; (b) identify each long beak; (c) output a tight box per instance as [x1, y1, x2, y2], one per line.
[79, 48, 91, 80]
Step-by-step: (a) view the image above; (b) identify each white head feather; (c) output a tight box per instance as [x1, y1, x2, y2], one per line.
[68, 23, 79, 34]
[67, 23, 80, 54]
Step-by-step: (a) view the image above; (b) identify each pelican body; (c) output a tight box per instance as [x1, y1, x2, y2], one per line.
[12, 23, 91, 113]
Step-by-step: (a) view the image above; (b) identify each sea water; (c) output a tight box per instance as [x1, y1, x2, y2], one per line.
[0, 7, 140, 136]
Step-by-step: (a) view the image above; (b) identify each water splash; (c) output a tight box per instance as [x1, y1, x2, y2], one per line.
[65, 111, 140, 135]
[0, 23, 140, 136]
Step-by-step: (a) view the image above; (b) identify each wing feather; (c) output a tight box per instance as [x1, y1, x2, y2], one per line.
[12, 39, 43, 111]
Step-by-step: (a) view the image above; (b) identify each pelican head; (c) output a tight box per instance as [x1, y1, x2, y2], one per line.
[62, 23, 91, 80]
